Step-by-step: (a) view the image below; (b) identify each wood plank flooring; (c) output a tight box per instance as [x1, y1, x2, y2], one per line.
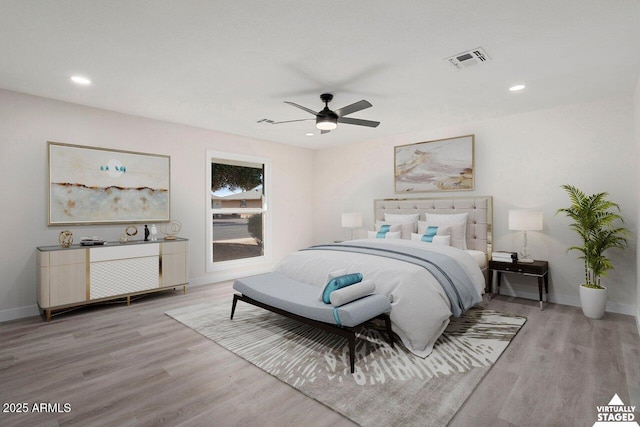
[1, 282, 638, 427]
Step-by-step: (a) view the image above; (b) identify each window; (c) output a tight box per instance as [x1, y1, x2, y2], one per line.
[206, 151, 271, 272]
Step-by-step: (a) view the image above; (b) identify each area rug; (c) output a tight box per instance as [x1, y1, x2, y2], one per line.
[166, 300, 526, 426]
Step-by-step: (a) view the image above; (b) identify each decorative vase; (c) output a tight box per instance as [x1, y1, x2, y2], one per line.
[579, 284, 607, 319]
[58, 230, 73, 248]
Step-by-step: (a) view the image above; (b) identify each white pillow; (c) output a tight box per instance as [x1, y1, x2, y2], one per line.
[384, 213, 420, 224]
[375, 221, 413, 239]
[374, 222, 401, 233]
[417, 221, 451, 236]
[367, 230, 402, 239]
[423, 213, 468, 250]
[410, 233, 451, 246]
[329, 280, 376, 306]
[381, 214, 419, 239]
[319, 268, 348, 301]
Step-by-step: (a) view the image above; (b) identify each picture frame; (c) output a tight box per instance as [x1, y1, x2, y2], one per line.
[48, 142, 170, 225]
[394, 134, 474, 193]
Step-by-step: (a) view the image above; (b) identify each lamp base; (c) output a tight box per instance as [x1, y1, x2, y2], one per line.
[518, 258, 534, 263]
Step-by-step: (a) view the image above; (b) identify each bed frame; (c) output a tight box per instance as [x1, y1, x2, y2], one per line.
[374, 196, 493, 288]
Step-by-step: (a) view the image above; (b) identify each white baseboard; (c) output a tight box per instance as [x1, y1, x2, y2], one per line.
[0, 305, 40, 323]
[496, 288, 636, 316]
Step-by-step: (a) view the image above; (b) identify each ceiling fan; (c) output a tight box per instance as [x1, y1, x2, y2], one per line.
[264, 93, 380, 134]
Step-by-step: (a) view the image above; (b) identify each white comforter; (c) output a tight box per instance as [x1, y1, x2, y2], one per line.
[275, 239, 485, 358]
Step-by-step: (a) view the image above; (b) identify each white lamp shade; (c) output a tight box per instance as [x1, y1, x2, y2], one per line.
[341, 212, 362, 228]
[316, 120, 337, 130]
[508, 210, 543, 231]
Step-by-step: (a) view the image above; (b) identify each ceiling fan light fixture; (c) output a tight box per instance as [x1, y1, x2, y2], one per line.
[316, 117, 337, 130]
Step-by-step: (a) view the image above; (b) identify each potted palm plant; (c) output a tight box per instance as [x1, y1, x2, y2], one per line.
[557, 185, 629, 319]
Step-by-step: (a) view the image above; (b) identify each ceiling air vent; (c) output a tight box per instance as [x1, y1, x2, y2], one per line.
[445, 47, 491, 69]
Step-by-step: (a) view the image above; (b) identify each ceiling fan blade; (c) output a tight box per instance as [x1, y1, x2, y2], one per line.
[284, 101, 318, 116]
[270, 118, 315, 124]
[334, 100, 372, 117]
[321, 129, 331, 134]
[337, 117, 380, 128]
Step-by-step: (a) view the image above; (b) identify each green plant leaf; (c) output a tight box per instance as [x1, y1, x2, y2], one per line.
[558, 185, 629, 287]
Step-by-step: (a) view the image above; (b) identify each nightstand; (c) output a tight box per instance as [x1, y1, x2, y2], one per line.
[488, 259, 549, 309]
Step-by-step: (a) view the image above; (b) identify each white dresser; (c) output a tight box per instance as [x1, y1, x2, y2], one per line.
[37, 238, 188, 321]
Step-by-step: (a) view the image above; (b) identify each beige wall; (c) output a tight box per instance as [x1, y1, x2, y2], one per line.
[0, 89, 315, 321]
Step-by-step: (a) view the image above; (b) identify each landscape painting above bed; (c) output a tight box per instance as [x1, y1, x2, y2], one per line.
[394, 134, 474, 193]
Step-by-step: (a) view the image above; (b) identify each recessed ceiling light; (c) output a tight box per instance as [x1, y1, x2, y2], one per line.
[70, 75, 92, 85]
[305, 132, 314, 137]
[509, 84, 526, 92]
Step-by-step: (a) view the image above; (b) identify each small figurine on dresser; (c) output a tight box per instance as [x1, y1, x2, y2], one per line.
[150, 224, 158, 241]
[58, 230, 73, 248]
[144, 225, 150, 241]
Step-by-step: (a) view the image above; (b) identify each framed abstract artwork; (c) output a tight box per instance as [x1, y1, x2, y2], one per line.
[48, 142, 170, 225]
[394, 134, 474, 193]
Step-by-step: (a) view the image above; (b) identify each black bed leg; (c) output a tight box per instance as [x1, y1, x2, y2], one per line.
[384, 314, 395, 348]
[348, 335, 356, 373]
[230, 294, 239, 320]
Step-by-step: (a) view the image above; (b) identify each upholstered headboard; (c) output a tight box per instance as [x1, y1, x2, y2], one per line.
[373, 196, 493, 255]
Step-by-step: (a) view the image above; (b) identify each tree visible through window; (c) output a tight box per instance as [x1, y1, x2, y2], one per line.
[210, 160, 265, 263]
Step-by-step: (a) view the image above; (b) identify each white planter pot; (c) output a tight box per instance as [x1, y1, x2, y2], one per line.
[579, 285, 607, 319]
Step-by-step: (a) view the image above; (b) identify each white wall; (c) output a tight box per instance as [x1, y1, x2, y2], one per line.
[0, 89, 315, 321]
[313, 95, 637, 314]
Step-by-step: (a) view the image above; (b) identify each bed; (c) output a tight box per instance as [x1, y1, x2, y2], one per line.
[275, 196, 493, 358]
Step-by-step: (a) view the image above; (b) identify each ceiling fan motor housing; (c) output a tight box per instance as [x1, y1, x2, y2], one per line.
[316, 93, 338, 129]
[316, 110, 338, 129]
[320, 93, 334, 103]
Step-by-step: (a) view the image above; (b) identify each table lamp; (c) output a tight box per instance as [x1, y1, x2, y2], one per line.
[508, 210, 543, 263]
[341, 213, 362, 240]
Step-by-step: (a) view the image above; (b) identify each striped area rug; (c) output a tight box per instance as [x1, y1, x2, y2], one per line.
[166, 300, 525, 426]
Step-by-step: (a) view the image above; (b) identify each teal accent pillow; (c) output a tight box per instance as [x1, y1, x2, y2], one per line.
[321, 273, 363, 304]
[376, 224, 391, 238]
[421, 226, 439, 242]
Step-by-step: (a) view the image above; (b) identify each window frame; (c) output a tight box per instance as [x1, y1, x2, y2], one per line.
[205, 150, 272, 274]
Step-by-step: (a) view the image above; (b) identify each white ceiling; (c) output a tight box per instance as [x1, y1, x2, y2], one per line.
[1, 1, 639, 149]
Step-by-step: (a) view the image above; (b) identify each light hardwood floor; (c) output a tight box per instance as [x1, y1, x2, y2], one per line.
[1, 282, 639, 427]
